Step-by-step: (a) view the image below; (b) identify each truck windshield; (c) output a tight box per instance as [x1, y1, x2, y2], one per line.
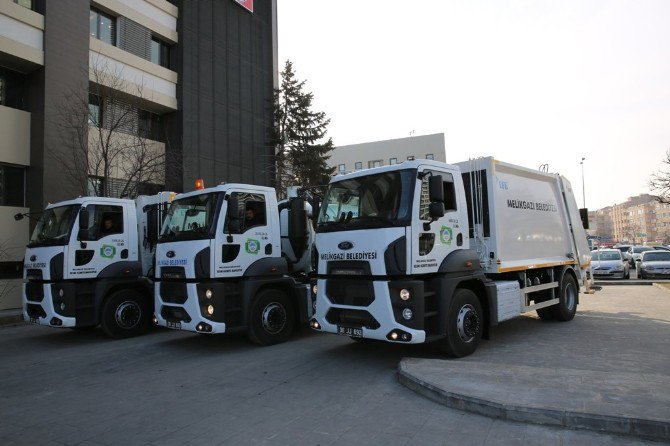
[159, 192, 221, 242]
[28, 205, 78, 247]
[317, 170, 415, 232]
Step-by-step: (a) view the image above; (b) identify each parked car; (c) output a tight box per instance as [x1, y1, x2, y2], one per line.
[652, 245, 670, 251]
[591, 249, 629, 280]
[627, 246, 655, 268]
[638, 250, 670, 279]
[614, 244, 631, 261]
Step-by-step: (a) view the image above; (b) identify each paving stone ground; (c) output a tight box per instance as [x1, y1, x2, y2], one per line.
[0, 286, 663, 445]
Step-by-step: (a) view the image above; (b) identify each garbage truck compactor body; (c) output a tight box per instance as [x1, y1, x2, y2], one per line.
[22, 192, 174, 338]
[311, 157, 591, 357]
[153, 184, 315, 345]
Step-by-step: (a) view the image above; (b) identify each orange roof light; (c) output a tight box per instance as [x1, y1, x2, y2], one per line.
[195, 178, 205, 190]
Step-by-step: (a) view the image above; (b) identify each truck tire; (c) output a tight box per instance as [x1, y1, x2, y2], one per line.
[439, 288, 483, 358]
[100, 289, 150, 338]
[549, 274, 577, 322]
[247, 289, 295, 346]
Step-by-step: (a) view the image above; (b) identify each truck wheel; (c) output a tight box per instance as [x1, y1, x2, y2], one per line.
[100, 290, 150, 338]
[549, 274, 577, 322]
[248, 289, 295, 346]
[439, 288, 483, 358]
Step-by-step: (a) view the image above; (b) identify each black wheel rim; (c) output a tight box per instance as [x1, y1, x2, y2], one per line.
[564, 283, 576, 311]
[115, 301, 141, 329]
[457, 304, 480, 343]
[261, 302, 287, 335]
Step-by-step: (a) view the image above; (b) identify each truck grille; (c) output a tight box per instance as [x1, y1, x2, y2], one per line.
[161, 267, 185, 279]
[25, 282, 44, 302]
[160, 282, 187, 304]
[26, 303, 46, 319]
[325, 308, 380, 330]
[326, 279, 374, 307]
[160, 305, 192, 323]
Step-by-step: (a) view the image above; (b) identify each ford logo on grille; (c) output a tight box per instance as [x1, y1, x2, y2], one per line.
[30, 255, 37, 262]
[338, 241, 354, 250]
[166, 250, 175, 258]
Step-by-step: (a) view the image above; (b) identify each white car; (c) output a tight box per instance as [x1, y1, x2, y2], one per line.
[591, 249, 629, 280]
[638, 250, 670, 280]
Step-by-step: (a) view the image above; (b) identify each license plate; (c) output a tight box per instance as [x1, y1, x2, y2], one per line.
[166, 321, 181, 330]
[337, 325, 363, 337]
[29, 317, 38, 324]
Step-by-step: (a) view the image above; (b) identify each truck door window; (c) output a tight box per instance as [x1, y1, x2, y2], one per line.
[419, 171, 456, 220]
[81, 205, 124, 240]
[226, 192, 267, 234]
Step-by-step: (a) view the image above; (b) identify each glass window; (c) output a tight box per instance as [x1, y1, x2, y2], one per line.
[13, 0, 33, 10]
[0, 164, 25, 207]
[426, 154, 434, 160]
[317, 170, 415, 231]
[354, 162, 362, 170]
[389, 158, 397, 165]
[90, 8, 116, 46]
[80, 205, 124, 241]
[29, 205, 78, 247]
[227, 192, 267, 233]
[161, 193, 221, 242]
[0, 76, 4, 106]
[150, 37, 170, 68]
[89, 95, 102, 126]
[368, 160, 382, 168]
[338, 164, 345, 172]
[418, 171, 456, 220]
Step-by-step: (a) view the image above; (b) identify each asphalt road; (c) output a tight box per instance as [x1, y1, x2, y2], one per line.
[0, 289, 662, 445]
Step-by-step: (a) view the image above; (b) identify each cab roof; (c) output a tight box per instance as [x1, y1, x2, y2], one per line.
[329, 159, 457, 183]
[46, 196, 134, 209]
[173, 183, 276, 201]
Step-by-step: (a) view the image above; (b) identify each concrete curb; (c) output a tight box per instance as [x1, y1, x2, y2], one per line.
[653, 283, 670, 294]
[397, 360, 669, 442]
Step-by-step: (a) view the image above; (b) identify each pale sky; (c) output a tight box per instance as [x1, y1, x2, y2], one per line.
[277, 0, 670, 211]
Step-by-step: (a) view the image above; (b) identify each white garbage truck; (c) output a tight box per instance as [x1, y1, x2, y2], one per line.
[19, 192, 174, 337]
[310, 157, 591, 357]
[153, 183, 316, 345]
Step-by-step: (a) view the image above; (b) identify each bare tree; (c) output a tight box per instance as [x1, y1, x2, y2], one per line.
[650, 149, 670, 204]
[52, 58, 167, 198]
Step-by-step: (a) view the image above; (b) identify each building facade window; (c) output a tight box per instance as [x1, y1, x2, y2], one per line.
[389, 157, 397, 165]
[90, 8, 116, 46]
[89, 95, 102, 126]
[0, 67, 27, 111]
[150, 37, 171, 68]
[338, 164, 345, 173]
[368, 160, 382, 168]
[138, 109, 162, 140]
[354, 162, 362, 170]
[0, 164, 25, 207]
[426, 154, 434, 160]
[13, 0, 34, 10]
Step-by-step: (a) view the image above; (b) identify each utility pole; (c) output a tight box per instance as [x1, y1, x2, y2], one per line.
[580, 157, 586, 208]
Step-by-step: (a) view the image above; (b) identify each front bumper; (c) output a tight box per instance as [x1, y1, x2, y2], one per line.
[154, 281, 228, 334]
[22, 282, 76, 328]
[311, 278, 427, 344]
[593, 271, 626, 279]
[640, 271, 670, 279]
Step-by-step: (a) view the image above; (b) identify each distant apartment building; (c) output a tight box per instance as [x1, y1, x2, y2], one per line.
[0, 0, 277, 310]
[593, 194, 669, 245]
[328, 133, 446, 175]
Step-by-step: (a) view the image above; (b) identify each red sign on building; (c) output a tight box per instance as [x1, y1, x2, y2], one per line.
[235, 0, 253, 13]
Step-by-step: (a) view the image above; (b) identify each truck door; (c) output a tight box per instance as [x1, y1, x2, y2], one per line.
[215, 190, 274, 278]
[410, 168, 466, 274]
[67, 203, 129, 279]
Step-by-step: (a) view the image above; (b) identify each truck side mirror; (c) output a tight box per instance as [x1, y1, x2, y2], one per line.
[429, 202, 445, 218]
[289, 198, 308, 259]
[429, 175, 444, 202]
[579, 208, 589, 229]
[77, 207, 89, 242]
[225, 196, 239, 242]
[311, 198, 320, 224]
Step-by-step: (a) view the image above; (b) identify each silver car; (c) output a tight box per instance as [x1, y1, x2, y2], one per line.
[638, 250, 670, 279]
[627, 246, 654, 268]
[591, 249, 629, 280]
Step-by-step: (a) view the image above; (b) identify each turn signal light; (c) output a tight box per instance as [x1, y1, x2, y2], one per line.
[195, 178, 205, 190]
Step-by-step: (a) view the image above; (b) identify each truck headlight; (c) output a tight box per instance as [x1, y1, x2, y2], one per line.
[206, 305, 214, 315]
[399, 289, 411, 301]
[205, 289, 213, 299]
[402, 308, 413, 320]
[312, 284, 318, 295]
